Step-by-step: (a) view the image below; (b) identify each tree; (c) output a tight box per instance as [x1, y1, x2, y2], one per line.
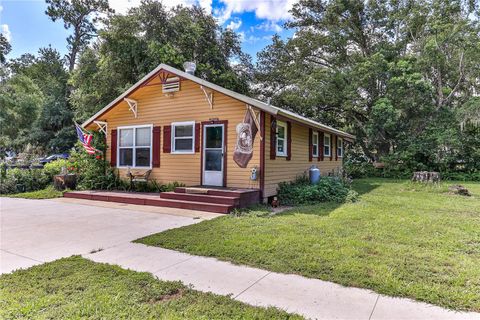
[0, 33, 11, 64]
[0, 75, 44, 150]
[255, 0, 480, 172]
[45, 0, 112, 72]
[4, 47, 76, 152]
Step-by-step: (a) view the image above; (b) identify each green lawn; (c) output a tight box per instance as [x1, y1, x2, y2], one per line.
[5, 185, 64, 199]
[0, 256, 301, 319]
[136, 179, 480, 312]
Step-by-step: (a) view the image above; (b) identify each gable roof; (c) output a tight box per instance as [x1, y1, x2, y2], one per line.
[82, 63, 355, 140]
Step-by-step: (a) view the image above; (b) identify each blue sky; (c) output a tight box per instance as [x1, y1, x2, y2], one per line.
[0, 0, 296, 62]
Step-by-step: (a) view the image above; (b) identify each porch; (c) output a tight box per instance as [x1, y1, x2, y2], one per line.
[63, 187, 260, 214]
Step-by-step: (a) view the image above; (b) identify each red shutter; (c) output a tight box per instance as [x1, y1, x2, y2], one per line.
[110, 129, 117, 167]
[330, 135, 334, 161]
[195, 123, 200, 152]
[270, 115, 276, 160]
[335, 135, 338, 161]
[308, 128, 313, 162]
[319, 131, 324, 161]
[152, 126, 161, 167]
[163, 125, 171, 153]
[286, 121, 292, 161]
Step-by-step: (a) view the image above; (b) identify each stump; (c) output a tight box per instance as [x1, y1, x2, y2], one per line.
[448, 185, 471, 196]
[411, 171, 441, 183]
[53, 174, 77, 190]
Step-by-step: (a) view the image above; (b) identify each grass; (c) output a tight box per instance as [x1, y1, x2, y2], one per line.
[0, 256, 301, 319]
[5, 185, 65, 199]
[136, 179, 480, 312]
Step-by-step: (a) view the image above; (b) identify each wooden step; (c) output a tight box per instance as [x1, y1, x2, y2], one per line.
[174, 187, 260, 208]
[144, 198, 233, 214]
[160, 192, 240, 206]
[64, 191, 233, 214]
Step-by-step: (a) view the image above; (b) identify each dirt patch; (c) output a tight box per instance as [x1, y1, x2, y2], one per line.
[149, 288, 186, 304]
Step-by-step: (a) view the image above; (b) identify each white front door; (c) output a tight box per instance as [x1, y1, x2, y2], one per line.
[203, 124, 224, 186]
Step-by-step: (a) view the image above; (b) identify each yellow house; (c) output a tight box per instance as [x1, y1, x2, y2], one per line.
[81, 63, 355, 207]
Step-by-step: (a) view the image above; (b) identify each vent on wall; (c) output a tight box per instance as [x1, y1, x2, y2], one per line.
[162, 77, 180, 93]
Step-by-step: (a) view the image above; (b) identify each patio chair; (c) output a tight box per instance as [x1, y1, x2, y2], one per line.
[126, 168, 152, 190]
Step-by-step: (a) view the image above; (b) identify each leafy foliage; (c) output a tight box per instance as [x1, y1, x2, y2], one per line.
[256, 0, 480, 176]
[45, 0, 112, 72]
[277, 175, 357, 205]
[0, 168, 50, 194]
[7, 185, 65, 199]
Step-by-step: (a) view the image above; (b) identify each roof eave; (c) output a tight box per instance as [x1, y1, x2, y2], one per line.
[82, 63, 355, 141]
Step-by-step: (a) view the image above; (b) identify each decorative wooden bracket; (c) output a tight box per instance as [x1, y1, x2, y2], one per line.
[124, 98, 138, 118]
[200, 85, 214, 109]
[94, 121, 108, 138]
[246, 104, 262, 141]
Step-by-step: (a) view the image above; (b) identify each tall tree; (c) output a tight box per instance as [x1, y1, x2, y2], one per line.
[45, 0, 112, 72]
[256, 0, 480, 170]
[0, 75, 44, 150]
[5, 47, 76, 152]
[0, 33, 11, 64]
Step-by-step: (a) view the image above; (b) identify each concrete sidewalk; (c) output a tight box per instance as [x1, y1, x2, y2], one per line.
[2, 198, 479, 320]
[86, 242, 480, 320]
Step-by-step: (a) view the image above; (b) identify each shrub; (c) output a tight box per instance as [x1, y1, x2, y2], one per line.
[277, 175, 357, 205]
[43, 159, 77, 180]
[0, 168, 50, 194]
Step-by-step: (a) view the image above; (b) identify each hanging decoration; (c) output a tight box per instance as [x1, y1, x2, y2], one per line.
[233, 105, 260, 168]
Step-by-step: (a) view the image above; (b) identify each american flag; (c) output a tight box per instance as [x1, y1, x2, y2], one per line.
[75, 123, 97, 154]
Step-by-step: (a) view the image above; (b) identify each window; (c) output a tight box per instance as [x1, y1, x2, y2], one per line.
[324, 134, 331, 157]
[172, 121, 195, 153]
[337, 137, 344, 158]
[312, 132, 319, 157]
[118, 125, 152, 168]
[276, 121, 287, 156]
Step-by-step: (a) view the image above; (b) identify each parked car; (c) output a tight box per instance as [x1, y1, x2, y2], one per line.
[39, 153, 69, 165]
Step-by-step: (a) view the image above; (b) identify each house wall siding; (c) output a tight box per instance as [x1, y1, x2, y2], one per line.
[263, 115, 343, 198]
[88, 79, 261, 189]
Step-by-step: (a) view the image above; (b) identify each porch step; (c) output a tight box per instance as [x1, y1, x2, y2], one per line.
[160, 192, 240, 206]
[63, 191, 233, 214]
[144, 198, 233, 214]
[174, 187, 261, 208]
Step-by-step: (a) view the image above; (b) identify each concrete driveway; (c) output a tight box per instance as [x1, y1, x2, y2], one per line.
[0, 197, 219, 274]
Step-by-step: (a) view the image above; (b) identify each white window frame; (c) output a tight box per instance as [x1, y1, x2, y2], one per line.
[276, 121, 288, 157]
[337, 137, 344, 158]
[324, 134, 331, 157]
[171, 121, 195, 154]
[312, 131, 319, 157]
[117, 124, 153, 169]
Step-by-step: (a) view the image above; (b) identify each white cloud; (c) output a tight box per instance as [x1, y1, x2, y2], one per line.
[226, 18, 242, 30]
[108, 0, 212, 15]
[216, 0, 298, 23]
[0, 4, 3, 13]
[238, 32, 272, 44]
[256, 20, 283, 33]
[1, 24, 11, 42]
[197, 0, 212, 12]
